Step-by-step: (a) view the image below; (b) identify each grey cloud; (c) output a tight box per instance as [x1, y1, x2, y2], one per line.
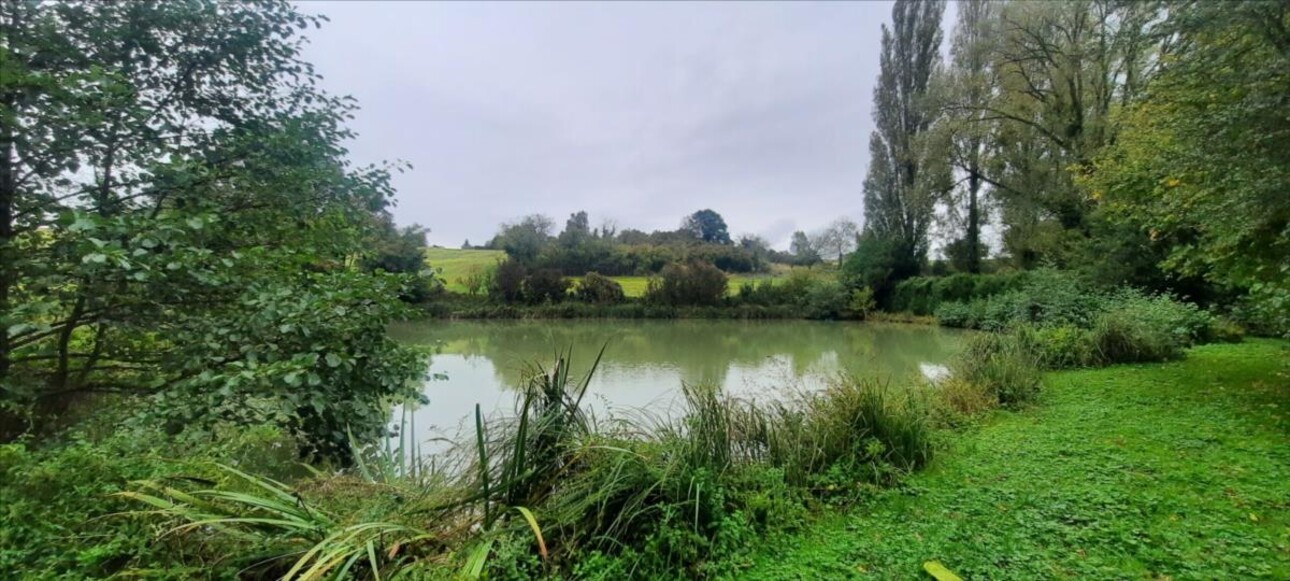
[300, 0, 898, 249]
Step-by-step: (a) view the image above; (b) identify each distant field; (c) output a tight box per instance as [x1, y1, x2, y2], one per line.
[425, 247, 800, 296]
[425, 247, 504, 292]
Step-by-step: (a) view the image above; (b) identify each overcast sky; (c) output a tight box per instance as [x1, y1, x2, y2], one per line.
[301, 1, 936, 249]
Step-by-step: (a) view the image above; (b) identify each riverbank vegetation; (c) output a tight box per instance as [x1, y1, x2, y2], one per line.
[3, 0, 1288, 579]
[741, 340, 1290, 580]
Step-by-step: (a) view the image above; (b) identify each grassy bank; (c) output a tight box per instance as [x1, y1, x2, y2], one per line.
[425, 247, 506, 292]
[738, 340, 1290, 579]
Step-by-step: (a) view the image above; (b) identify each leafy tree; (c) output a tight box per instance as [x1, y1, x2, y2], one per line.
[0, 0, 423, 458]
[574, 272, 625, 305]
[842, 231, 901, 306]
[681, 209, 732, 245]
[558, 211, 592, 248]
[490, 258, 527, 304]
[523, 269, 569, 305]
[491, 214, 554, 265]
[1086, 0, 1290, 333]
[933, 0, 999, 273]
[862, 0, 948, 282]
[646, 261, 728, 307]
[790, 230, 822, 266]
[363, 216, 435, 302]
[982, 0, 1167, 267]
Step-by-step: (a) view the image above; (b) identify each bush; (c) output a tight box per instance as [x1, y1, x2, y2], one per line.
[949, 332, 1043, 408]
[889, 272, 1028, 315]
[849, 287, 877, 320]
[523, 268, 570, 304]
[490, 258, 527, 303]
[574, 272, 626, 305]
[1089, 314, 1183, 364]
[800, 278, 849, 319]
[1207, 317, 1246, 343]
[645, 261, 728, 307]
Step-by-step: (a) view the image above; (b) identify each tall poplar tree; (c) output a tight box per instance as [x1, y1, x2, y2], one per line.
[861, 0, 947, 281]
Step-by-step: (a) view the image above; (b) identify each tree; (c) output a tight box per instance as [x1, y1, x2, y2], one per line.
[492, 214, 554, 264]
[0, 0, 423, 458]
[817, 218, 860, 262]
[363, 216, 435, 302]
[646, 261, 728, 307]
[790, 230, 822, 266]
[982, 1, 1168, 268]
[558, 211, 591, 248]
[862, 0, 948, 282]
[681, 209, 732, 245]
[1086, 0, 1290, 333]
[934, 0, 1000, 273]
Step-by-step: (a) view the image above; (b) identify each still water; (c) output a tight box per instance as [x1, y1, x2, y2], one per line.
[388, 320, 965, 452]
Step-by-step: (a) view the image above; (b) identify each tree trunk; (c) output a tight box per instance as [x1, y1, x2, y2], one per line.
[966, 171, 982, 273]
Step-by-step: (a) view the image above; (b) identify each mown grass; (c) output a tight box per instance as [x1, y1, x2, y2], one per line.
[736, 340, 1290, 580]
[425, 247, 505, 292]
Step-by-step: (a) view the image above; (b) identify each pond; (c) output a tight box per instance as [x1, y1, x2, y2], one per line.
[387, 320, 966, 454]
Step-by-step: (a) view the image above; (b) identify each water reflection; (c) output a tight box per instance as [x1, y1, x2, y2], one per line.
[388, 320, 965, 452]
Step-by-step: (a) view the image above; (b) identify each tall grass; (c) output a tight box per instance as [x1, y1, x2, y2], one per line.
[121, 347, 954, 578]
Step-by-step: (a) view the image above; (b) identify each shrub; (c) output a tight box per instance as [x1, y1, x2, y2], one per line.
[849, 287, 877, 319]
[1089, 314, 1183, 364]
[490, 258, 527, 303]
[800, 278, 849, 319]
[1105, 289, 1212, 345]
[890, 272, 1029, 315]
[523, 268, 570, 304]
[1021, 325, 1097, 369]
[1207, 317, 1246, 343]
[574, 272, 626, 305]
[646, 261, 728, 307]
[949, 332, 1043, 408]
[934, 300, 973, 328]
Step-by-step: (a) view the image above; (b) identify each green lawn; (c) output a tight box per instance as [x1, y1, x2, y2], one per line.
[424, 247, 504, 292]
[735, 340, 1290, 580]
[425, 247, 801, 297]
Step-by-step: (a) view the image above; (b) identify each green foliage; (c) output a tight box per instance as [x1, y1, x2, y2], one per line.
[363, 218, 437, 303]
[0, 425, 297, 579]
[1086, 1, 1290, 336]
[0, 0, 425, 459]
[490, 258, 528, 304]
[949, 332, 1042, 408]
[646, 261, 728, 307]
[861, 0, 947, 284]
[849, 287, 877, 320]
[841, 230, 906, 304]
[521, 268, 569, 305]
[681, 209, 733, 245]
[573, 272, 626, 305]
[889, 272, 1028, 315]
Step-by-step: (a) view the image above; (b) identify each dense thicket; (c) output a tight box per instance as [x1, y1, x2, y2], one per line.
[0, 0, 424, 456]
[847, 0, 1287, 335]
